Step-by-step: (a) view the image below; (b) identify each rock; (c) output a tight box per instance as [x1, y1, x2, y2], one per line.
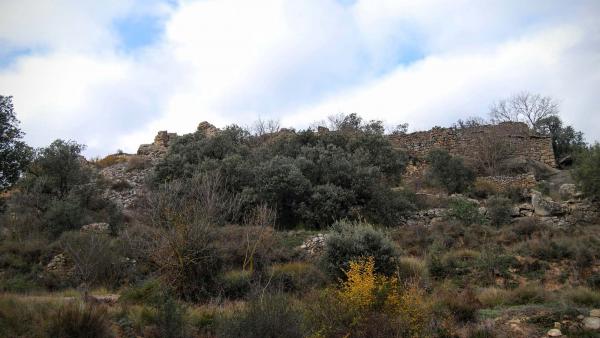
[532, 190, 566, 217]
[559, 184, 579, 200]
[578, 315, 585, 320]
[300, 234, 328, 256]
[80, 222, 110, 234]
[197, 121, 219, 138]
[547, 328, 562, 337]
[510, 206, 520, 217]
[590, 309, 600, 318]
[583, 317, 600, 330]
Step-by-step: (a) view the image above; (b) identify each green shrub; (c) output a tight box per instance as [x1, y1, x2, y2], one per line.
[120, 279, 164, 305]
[152, 117, 410, 229]
[219, 270, 252, 299]
[270, 262, 326, 293]
[322, 221, 399, 278]
[425, 149, 475, 194]
[44, 302, 113, 338]
[507, 284, 548, 305]
[4, 139, 122, 238]
[445, 197, 484, 225]
[154, 293, 188, 338]
[217, 294, 306, 338]
[586, 273, 600, 290]
[562, 287, 600, 307]
[573, 143, 600, 200]
[486, 196, 513, 227]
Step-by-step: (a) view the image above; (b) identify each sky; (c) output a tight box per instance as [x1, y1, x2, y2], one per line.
[0, 0, 599, 157]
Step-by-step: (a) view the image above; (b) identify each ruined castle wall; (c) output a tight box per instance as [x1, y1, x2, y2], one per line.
[389, 122, 556, 167]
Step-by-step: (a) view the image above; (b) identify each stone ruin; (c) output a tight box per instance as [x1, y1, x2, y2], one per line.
[388, 122, 556, 168]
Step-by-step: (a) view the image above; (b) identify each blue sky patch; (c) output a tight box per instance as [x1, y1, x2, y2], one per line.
[0, 45, 32, 69]
[113, 14, 164, 51]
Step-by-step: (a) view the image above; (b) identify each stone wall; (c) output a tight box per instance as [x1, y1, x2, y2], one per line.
[389, 122, 556, 167]
[476, 174, 537, 193]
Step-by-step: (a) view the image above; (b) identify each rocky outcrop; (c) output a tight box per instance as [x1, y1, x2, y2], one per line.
[531, 190, 566, 217]
[197, 121, 219, 138]
[80, 222, 110, 234]
[137, 130, 177, 157]
[300, 234, 328, 256]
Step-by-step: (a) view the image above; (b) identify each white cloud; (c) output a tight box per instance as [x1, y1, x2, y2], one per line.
[0, 0, 599, 156]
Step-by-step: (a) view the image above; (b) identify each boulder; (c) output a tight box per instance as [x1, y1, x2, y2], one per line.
[559, 183, 579, 200]
[583, 317, 600, 330]
[590, 309, 600, 318]
[532, 191, 566, 217]
[81, 222, 110, 234]
[547, 328, 562, 337]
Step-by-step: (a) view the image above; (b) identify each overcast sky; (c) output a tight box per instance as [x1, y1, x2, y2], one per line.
[1, 0, 599, 157]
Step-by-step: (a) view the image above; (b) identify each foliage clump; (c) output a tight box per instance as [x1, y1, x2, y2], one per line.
[425, 149, 475, 194]
[322, 220, 399, 279]
[574, 143, 600, 200]
[2, 140, 121, 238]
[152, 114, 412, 228]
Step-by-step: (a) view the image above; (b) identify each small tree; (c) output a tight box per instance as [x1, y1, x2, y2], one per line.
[537, 115, 586, 161]
[573, 144, 600, 200]
[0, 95, 32, 191]
[425, 149, 475, 194]
[489, 92, 559, 132]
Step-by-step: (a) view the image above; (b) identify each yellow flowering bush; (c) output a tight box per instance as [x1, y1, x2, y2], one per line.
[337, 256, 433, 337]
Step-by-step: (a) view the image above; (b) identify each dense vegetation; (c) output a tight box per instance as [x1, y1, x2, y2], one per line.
[153, 113, 414, 228]
[1, 96, 600, 337]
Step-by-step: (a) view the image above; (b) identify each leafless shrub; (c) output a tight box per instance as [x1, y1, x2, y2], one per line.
[489, 91, 559, 132]
[252, 117, 281, 136]
[147, 172, 243, 300]
[149, 172, 242, 228]
[59, 231, 121, 288]
[242, 204, 277, 272]
[471, 129, 513, 175]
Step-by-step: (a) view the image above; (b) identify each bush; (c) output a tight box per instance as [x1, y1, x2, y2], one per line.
[270, 262, 326, 293]
[217, 294, 306, 338]
[396, 256, 429, 283]
[44, 303, 113, 338]
[510, 217, 541, 239]
[477, 287, 510, 308]
[59, 231, 124, 288]
[92, 153, 127, 168]
[322, 221, 399, 279]
[507, 284, 548, 305]
[562, 287, 600, 307]
[426, 149, 475, 194]
[574, 143, 600, 200]
[486, 196, 513, 227]
[438, 288, 481, 323]
[152, 117, 410, 229]
[219, 270, 252, 299]
[126, 155, 151, 172]
[445, 197, 484, 225]
[3, 139, 122, 238]
[472, 179, 498, 199]
[120, 279, 164, 305]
